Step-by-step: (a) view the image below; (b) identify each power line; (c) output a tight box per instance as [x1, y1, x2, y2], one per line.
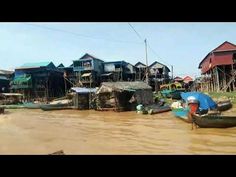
[128, 23, 171, 68]
[147, 43, 171, 66]
[22, 23, 143, 45]
[128, 23, 144, 42]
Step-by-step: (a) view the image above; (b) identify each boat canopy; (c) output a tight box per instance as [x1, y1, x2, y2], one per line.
[180, 92, 217, 110]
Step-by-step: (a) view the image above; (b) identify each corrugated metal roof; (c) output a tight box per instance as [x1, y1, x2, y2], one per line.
[81, 73, 91, 77]
[103, 60, 125, 64]
[174, 76, 183, 81]
[19, 62, 52, 69]
[135, 62, 146, 67]
[71, 87, 97, 93]
[183, 76, 193, 83]
[149, 61, 170, 72]
[101, 73, 112, 76]
[101, 81, 152, 90]
[212, 41, 236, 52]
[0, 76, 8, 80]
[57, 63, 65, 68]
[78, 53, 104, 62]
[0, 70, 14, 75]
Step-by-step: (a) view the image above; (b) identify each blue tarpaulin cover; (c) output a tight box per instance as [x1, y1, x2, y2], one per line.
[180, 92, 217, 110]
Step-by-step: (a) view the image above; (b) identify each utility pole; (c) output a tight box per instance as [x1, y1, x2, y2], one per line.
[144, 39, 149, 84]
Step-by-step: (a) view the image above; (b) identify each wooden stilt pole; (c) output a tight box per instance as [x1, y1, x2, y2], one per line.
[64, 76, 67, 96]
[232, 64, 235, 91]
[223, 65, 226, 89]
[216, 67, 220, 92]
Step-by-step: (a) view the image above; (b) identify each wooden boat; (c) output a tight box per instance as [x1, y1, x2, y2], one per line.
[0, 104, 25, 109]
[23, 102, 41, 109]
[40, 103, 73, 111]
[192, 113, 236, 128]
[217, 100, 232, 112]
[148, 105, 171, 115]
[172, 108, 192, 123]
[161, 90, 173, 98]
[170, 90, 184, 100]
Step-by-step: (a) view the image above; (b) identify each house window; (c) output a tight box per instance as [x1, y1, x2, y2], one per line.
[83, 61, 92, 67]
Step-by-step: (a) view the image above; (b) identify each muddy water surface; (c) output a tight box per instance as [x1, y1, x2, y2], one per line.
[0, 109, 236, 154]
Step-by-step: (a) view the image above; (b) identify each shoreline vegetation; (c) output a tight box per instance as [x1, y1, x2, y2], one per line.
[207, 92, 236, 105]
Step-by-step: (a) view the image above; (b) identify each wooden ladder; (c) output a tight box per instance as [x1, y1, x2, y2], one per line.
[220, 70, 236, 91]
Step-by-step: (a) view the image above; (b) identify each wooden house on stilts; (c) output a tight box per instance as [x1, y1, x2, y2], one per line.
[10, 62, 65, 101]
[198, 41, 236, 92]
[73, 53, 104, 87]
[0, 69, 14, 93]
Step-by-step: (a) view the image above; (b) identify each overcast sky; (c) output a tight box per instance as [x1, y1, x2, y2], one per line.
[1, 22, 236, 78]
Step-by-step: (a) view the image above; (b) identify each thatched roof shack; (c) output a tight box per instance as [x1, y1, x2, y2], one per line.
[96, 81, 153, 111]
[70, 87, 97, 110]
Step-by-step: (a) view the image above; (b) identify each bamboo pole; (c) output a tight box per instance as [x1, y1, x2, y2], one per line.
[216, 67, 220, 92]
[64, 76, 67, 95]
[223, 65, 227, 91]
[232, 64, 235, 91]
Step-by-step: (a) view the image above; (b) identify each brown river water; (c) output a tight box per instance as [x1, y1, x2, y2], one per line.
[0, 108, 236, 154]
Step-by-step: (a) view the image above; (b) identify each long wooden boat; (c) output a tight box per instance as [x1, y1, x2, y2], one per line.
[40, 103, 73, 111]
[148, 105, 171, 115]
[217, 100, 232, 112]
[23, 102, 41, 109]
[192, 113, 236, 128]
[0, 104, 25, 109]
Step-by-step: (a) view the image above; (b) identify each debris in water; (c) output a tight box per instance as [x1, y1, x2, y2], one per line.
[49, 150, 65, 155]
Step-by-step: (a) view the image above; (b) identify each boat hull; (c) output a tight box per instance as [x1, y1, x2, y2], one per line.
[0, 105, 25, 109]
[40, 104, 73, 111]
[217, 101, 232, 112]
[172, 108, 192, 123]
[23, 103, 41, 109]
[148, 105, 171, 114]
[193, 113, 236, 128]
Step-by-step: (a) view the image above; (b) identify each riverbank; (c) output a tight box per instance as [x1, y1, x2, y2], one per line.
[0, 109, 236, 154]
[207, 91, 236, 104]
